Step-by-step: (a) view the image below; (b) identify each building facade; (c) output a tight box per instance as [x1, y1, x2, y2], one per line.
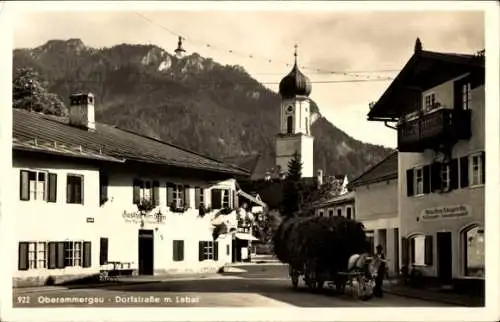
[13, 94, 250, 287]
[349, 152, 399, 276]
[313, 191, 355, 219]
[368, 39, 485, 290]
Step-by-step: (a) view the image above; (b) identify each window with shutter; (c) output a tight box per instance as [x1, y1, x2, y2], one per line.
[222, 190, 230, 208]
[67, 174, 83, 204]
[424, 235, 433, 266]
[184, 186, 190, 208]
[406, 170, 414, 196]
[173, 240, 184, 261]
[470, 153, 483, 186]
[48, 242, 57, 269]
[198, 241, 205, 262]
[167, 183, 174, 206]
[195, 187, 201, 209]
[18, 242, 29, 270]
[56, 242, 65, 268]
[48, 173, 57, 202]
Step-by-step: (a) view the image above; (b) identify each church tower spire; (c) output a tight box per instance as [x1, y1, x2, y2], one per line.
[275, 45, 314, 179]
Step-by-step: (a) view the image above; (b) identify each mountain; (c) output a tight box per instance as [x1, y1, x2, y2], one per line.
[13, 39, 394, 179]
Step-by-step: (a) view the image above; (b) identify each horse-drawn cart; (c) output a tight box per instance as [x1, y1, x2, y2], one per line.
[288, 253, 377, 300]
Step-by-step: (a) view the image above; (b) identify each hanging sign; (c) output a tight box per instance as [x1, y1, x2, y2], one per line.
[122, 211, 166, 224]
[420, 205, 471, 221]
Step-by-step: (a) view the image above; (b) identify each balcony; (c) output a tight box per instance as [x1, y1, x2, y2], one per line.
[397, 108, 471, 152]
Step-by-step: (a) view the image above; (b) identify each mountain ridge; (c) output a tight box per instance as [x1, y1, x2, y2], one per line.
[12, 38, 394, 179]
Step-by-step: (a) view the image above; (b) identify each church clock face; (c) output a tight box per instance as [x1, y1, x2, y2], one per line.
[286, 105, 294, 114]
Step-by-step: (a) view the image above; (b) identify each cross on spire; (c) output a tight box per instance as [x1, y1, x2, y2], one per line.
[294, 44, 298, 66]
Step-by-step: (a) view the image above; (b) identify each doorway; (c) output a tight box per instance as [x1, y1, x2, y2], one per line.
[437, 232, 452, 284]
[138, 230, 154, 275]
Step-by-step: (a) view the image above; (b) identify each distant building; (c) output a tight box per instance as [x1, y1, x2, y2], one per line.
[368, 39, 485, 293]
[13, 93, 250, 287]
[312, 191, 355, 220]
[349, 152, 399, 276]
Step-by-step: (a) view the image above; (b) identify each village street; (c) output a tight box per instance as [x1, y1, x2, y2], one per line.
[13, 263, 453, 308]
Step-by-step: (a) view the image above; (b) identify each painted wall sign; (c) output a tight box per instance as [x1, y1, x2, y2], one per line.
[86, 217, 94, 223]
[420, 205, 471, 221]
[122, 211, 166, 224]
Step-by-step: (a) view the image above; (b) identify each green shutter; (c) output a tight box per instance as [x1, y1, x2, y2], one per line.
[133, 179, 141, 204]
[48, 173, 57, 203]
[83, 241, 91, 268]
[460, 156, 469, 188]
[167, 183, 174, 206]
[481, 152, 485, 184]
[406, 170, 414, 196]
[48, 242, 57, 269]
[424, 235, 433, 266]
[198, 241, 205, 262]
[195, 187, 200, 209]
[20, 170, 30, 201]
[184, 186, 190, 208]
[18, 242, 29, 270]
[214, 241, 219, 261]
[56, 242, 65, 268]
[152, 181, 160, 206]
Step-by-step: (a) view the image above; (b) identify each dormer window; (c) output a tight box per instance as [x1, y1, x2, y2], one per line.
[286, 116, 293, 134]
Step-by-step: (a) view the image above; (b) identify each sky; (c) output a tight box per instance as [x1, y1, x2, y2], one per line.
[11, 3, 485, 148]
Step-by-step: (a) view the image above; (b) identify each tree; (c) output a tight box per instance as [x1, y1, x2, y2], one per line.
[253, 209, 283, 244]
[13, 68, 67, 116]
[282, 151, 305, 217]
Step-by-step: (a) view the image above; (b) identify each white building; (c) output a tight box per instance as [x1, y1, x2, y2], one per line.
[12, 93, 250, 287]
[368, 39, 485, 293]
[349, 152, 399, 276]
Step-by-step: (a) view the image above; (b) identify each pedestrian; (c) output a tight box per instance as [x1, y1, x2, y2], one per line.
[373, 244, 386, 298]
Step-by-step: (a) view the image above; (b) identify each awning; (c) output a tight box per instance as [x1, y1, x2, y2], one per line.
[235, 233, 259, 241]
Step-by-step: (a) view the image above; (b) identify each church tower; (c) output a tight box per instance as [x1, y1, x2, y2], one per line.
[275, 45, 314, 178]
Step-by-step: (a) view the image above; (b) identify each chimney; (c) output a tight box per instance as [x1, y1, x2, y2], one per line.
[414, 37, 423, 54]
[317, 169, 323, 187]
[69, 93, 95, 131]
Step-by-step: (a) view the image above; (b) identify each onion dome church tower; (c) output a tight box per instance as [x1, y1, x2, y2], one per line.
[275, 45, 314, 178]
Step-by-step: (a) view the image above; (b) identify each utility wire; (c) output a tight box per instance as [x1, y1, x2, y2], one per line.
[133, 12, 400, 80]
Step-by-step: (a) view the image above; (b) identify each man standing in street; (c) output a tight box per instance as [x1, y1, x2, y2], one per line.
[373, 244, 386, 298]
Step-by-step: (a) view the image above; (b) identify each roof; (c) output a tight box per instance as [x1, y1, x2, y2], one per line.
[13, 109, 249, 176]
[368, 46, 485, 120]
[237, 189, 267, 208]
[313, 191, 355, 208]
[349, 152, 398, 188]
[222, 154, 261, 175]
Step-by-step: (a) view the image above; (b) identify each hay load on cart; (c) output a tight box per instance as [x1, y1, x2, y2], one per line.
[273, 215, 375, 299]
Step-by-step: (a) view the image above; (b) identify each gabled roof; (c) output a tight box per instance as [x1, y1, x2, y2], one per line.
[13, 109, 249, 176]
[313, 191, 355, 209]
[368, 45, 485, 121]
[349, 152, 398, 188]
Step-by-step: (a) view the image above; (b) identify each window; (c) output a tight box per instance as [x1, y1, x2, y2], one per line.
[424, 93, 436, 111]
[134, 179, 160, 205]
[337, 208, 342, 217]
[440, 164, 450, 191]
[99, 237, 108, 266]
[462, 82, 471, 110]
[173, 240, 184, 262]
[463, 226, 484, 278]
[222, 190, 230, 208]
[199, 241, 218, 261]
[414, 167, 424, 195]
[64, 241, 82, 267]
[37, 242, 47, 269]
[318, 210, 324, 217]
[328, 210, 334, 217]
[20, 170, 57, 202]
[470, 153, 485, 186]
[286, 116, 293, 134]
[346, 207, 352, 220]
[167, 183, 187, 208]
[28, 242, 37, 269]
[99, 174, 108, 206]
[67, 174, 84, 204]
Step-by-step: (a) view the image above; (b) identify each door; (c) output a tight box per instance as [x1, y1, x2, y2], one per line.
[437, 232, 452, 284]
[138, 230, 154, 275]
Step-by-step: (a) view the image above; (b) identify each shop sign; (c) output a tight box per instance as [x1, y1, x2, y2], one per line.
[420, 205, 471, 221]
[122, 211, 166, 224]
